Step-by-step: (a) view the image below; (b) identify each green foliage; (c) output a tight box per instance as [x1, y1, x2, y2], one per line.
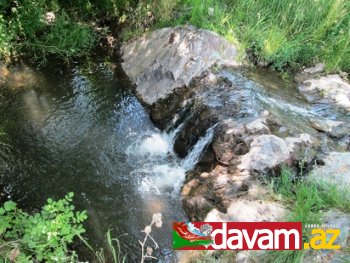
[263, 168, 350, 263]
[269, 168, 350, 216]
[0, 0, 141, 64]
[95, 230, 127, 263]
[0, 15, 12, 61]
[26, 13, 98, 65]
[0, 192, 88, 262]
[153, 0, 350, 72]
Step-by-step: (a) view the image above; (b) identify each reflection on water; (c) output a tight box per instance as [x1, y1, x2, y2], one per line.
[0, 63, 186, 262]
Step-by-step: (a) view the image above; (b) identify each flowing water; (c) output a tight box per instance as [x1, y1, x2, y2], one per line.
[0, 62, 215, 262]
[1, 61, 348, 262]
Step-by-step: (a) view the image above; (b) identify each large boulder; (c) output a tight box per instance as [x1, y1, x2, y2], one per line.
[122, 26, 240, 105]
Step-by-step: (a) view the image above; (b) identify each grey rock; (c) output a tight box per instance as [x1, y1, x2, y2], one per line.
[246, 118, 270, 134]
[239, 135, 290, 171]
[303, 63, 325, 74]
[299, 75, 350, 112]
[322, 209, 350, 247]
[310, 152, 350, 187]
[307, 117, 350, 138]
[238, 134, 312, 172]
[205, 199, 286, 222]
[122, 26, 240, 105]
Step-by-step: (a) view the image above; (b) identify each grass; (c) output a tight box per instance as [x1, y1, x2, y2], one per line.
[0, 0, 112, 64]
[148, 0, 350, 72]
[262, 168, 350, 263]
[2, 0, 349, 72]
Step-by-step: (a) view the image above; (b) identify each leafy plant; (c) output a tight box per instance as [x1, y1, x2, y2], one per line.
[0, 192, 87, 262]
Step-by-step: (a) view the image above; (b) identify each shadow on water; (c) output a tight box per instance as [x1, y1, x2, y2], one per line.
[0, 60, 187, 262]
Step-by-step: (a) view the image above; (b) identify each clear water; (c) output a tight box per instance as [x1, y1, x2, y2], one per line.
[0, 62, 207, 262]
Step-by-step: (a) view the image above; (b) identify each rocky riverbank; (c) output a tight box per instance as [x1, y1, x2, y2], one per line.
[121, 26, 350, 262]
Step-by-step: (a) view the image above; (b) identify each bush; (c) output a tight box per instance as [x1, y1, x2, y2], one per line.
[0, 0, 105, 64]
[0, 192, 87, 262]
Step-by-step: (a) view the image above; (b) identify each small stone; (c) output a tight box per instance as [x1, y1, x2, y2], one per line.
[339, 71, 348, 78]
[303, 63, 325, 74]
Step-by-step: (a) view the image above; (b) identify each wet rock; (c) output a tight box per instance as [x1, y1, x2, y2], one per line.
[310, 152, 350, 187]
[338, 136, 350, 150]
[174, 103, 217, 157]
[246, 117, 270, 134]
[182, 165, 253, 221]
[212, 129, 249, 166]
[308, 118, 342, 133]
[0, 66, 43, 89]
[122, 26, 240, 105]
[299, 75, 350, 112]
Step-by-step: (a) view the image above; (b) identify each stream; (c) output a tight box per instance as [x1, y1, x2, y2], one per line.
[1, 60, 349, 262]
[0, 61, 216, 262]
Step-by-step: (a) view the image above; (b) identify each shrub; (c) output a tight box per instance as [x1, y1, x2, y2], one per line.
[0, 0, 102, 64]
[0, 192, 87, 262]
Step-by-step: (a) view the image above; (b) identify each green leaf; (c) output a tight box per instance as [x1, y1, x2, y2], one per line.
[4, 200, 17, 211]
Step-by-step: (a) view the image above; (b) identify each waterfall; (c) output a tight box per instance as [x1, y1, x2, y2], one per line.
[126, 121, 216, 195]
[181, 124, 217, 172]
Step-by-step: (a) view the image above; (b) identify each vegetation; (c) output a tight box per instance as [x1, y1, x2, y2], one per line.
[0, 0, 141, 64]
[144, 0, 348, 72]
[0, 192, 87, 262]
[147, 0, 350, 72]
[1, 0, 349, 72]
[263, 168, 350, 263]
[0, 192, 165, 262]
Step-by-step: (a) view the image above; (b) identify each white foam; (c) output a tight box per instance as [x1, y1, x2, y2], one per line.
[126, 121, 216, 196]
[181, 124, 217, 172]
[138, 134, 169, 156]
